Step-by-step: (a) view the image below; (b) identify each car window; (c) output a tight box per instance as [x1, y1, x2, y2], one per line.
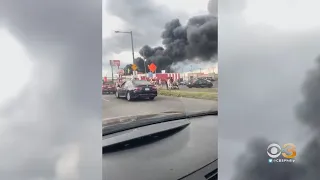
[120, 81, 126, 87]
[124, 81, 131, 88]
[200, 79, 208, 84]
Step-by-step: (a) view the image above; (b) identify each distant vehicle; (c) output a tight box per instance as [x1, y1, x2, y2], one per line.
[102, 82, 116, 94]
[199, 77, 215, 82]
[179, 81, 187, 85]
[205, 77, 215, 81]
[187, 78, 213, 88]
[115, 80, 157, 101]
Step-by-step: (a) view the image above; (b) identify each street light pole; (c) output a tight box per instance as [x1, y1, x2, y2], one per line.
[144, 59, 147, 73]
[130, 31, 135, 64]
[114, 30, 135, 64]
[181, 67, 184, 80]
[110, 60, 114, 82]
[143, 51, 147, 74]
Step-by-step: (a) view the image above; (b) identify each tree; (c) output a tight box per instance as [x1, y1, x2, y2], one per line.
[124, 64, 133, 75]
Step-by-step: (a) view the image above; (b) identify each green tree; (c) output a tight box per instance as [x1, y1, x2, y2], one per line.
[124, 64, 133, 75]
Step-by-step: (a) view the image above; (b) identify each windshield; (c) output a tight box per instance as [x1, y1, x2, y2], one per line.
[102, 0, 218, 128]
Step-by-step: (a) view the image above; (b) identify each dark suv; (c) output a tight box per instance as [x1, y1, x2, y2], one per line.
[187, 79, 213, 88]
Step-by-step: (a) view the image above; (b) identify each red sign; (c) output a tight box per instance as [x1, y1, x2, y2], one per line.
[118, 69, 124, 75]
[148, 63, 157, 73]
[110, 60, 120, 67]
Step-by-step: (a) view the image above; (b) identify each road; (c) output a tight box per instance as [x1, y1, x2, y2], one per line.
[102, 94, 218, 119]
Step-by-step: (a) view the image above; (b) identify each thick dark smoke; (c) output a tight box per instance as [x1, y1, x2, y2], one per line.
[123, 57, 145, 75]
[234, 138, 307, 180]
[123, 64, 133, 75]
[123, 1, 218, 74]
[232, 56, 320, 180]
[0, 0, 101, 180]
[136, 45, 173, 73]
[129, 15, 217, 73]
[103, 0, 185, 58]
[296, 56, 320, 129]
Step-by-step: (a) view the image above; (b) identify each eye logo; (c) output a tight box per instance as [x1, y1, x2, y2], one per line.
[267, 143, 282, 158]
[267, 143, 296, 159]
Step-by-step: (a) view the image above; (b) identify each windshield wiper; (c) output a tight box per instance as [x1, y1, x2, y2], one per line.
[102, 110, 217, 136]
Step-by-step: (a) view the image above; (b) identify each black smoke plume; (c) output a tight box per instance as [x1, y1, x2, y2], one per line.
[123, 57, 146, 75]
[296, 57, 320, 130]
[123, 64, 133, 75]
[125, 13, 217, 74]
[232, 56, 320, 180]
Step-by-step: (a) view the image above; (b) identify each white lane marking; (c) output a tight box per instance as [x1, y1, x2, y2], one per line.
[102, 98, 109, 102]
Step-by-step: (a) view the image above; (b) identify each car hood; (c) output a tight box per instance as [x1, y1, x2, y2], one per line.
[102, 114, 218, 180]
[102, 111, 186, 127]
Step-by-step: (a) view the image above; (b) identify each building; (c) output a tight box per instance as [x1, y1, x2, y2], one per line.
[114, 65, 218, 82]
[181, 66, 218, 81]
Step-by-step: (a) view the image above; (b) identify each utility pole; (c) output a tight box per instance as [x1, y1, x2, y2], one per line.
[114, 30, 135, 64]
[143, 51, 147, 74]
[130, 31, 135, 64]
[144, 59, 147, 73]
[110, 60, 114, 82]
[181, 67, 184, 80]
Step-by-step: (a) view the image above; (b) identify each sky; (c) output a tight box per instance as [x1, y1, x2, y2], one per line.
[0, 0, 102, 180]
[102, 0, 212, 77]
[219, 0, 320, 179]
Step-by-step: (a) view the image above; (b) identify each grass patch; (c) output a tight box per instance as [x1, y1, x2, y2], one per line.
[158, 88, 218, 100]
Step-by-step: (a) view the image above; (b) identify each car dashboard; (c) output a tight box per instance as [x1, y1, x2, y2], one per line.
[102, 114, 218, 180]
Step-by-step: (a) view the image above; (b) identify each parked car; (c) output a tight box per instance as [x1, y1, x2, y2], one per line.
[179, 81, 187, 85]
[204, 77, 215, 82]
[115, 80, 157, 101]
[186, 78, 213, 88]
[199, 77, 215, 82]
[102, 82, 116, 94]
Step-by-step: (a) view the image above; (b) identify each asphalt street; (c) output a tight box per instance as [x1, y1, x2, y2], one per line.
[102, 94, 218, 120]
